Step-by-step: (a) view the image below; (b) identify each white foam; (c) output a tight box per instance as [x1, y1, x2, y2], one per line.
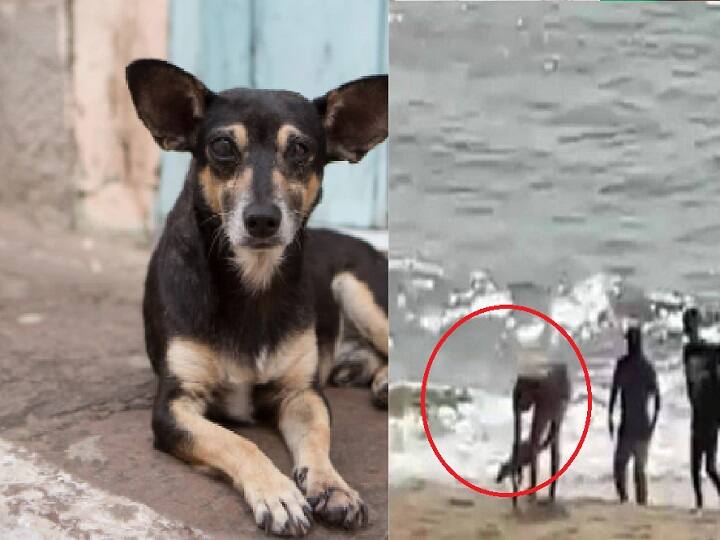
[389, 255, 445, 277]
[550, 273, 621, 340]
[515, 321, 545, 345]
[390, 357, 696, 507]
[390, 266, 717, 507]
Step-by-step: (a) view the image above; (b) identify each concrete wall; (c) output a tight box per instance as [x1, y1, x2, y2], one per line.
[0, 0, 74, 227]
[0, 0, 167, 233]
[73, 0, 167, 234]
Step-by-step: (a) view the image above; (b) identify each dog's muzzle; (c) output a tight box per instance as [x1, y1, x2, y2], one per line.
[243, 203, 281, 239]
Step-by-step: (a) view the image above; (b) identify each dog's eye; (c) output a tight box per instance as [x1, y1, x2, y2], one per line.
[287, 139, 310, 161]
[209, 138, 236, 161]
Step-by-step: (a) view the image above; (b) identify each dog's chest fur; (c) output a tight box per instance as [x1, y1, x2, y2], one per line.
[206, 328, 318, 422]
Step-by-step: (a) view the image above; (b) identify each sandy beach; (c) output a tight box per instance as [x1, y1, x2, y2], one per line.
[390, 481, 719, 540]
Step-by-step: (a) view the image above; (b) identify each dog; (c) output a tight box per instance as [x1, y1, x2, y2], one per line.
[505, 363, 570, 508]
[682, 308, 720, 510]
[495, 428, 555, 487]
[126, 59, 387, 536]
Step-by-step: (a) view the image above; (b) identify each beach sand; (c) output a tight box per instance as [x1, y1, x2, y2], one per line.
[390, 481, 719, 540]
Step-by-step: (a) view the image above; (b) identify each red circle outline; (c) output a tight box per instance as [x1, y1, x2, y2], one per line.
[420, 303, 592, 498]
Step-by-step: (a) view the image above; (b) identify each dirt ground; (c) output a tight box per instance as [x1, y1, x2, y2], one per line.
[390, 481, 719, 540]
[0, 210, 387, 539]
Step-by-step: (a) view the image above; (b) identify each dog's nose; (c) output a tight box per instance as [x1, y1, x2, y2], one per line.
[243, 203, 281, 238]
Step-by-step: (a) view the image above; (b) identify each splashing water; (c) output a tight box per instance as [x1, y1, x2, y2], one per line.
[390, 256, 720, 506]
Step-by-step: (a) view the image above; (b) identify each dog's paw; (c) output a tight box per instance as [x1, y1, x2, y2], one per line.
[371, 366, 388, 409]
[329, 343, 381, 387]
[329, 346, 377, 387]
[245, 469, 312, 537]
[293, 466, 368, 530]
[329, 360, 368, 387]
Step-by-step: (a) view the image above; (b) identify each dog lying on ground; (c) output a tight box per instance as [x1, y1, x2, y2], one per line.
[126, 59, 387, 536]
[498, 363, 570, 508]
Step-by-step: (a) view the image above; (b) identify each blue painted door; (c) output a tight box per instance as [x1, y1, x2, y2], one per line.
[159, 0, 388, 229]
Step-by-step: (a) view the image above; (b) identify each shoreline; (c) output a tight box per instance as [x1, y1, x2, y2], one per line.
[390, 480, 719, 539]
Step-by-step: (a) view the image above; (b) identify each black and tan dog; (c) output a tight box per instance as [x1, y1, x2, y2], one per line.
[126, 59, 388, 536]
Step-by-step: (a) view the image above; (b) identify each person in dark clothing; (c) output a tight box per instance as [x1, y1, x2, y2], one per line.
[682, 308, 720, 510]
[608, 326, 661, 505]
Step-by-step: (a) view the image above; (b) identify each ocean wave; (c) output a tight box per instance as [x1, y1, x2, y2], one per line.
[389, 378, 694, 505]
[391, 254, 720, 344]
[389, 259, 717, 506]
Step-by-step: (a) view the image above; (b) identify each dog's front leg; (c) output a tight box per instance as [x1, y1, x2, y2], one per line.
[155, 391, 311, 535]
[279, 389, 368, 529]
[153, 340, 311, 537]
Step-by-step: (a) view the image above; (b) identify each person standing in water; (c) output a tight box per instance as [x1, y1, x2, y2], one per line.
[608, 326, 661, 505]
[682, 308, 720, 511]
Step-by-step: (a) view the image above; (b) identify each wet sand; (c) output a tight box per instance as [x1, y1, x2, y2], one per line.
[390, 481, 719, 540]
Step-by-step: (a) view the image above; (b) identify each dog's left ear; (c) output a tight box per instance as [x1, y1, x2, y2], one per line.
[314, 75, 388, 163]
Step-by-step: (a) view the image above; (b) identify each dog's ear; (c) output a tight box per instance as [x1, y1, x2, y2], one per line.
[314, 74, 388, 163]
[126, 59, 214, 152]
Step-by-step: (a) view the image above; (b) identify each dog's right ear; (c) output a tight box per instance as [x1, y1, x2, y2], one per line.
[126, 59, 214, 152]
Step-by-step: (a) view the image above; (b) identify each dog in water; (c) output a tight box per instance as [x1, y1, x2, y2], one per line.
[495, 430, 554, 487]
[126, 59, 387, 536]
[497, 363, 570, 508]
